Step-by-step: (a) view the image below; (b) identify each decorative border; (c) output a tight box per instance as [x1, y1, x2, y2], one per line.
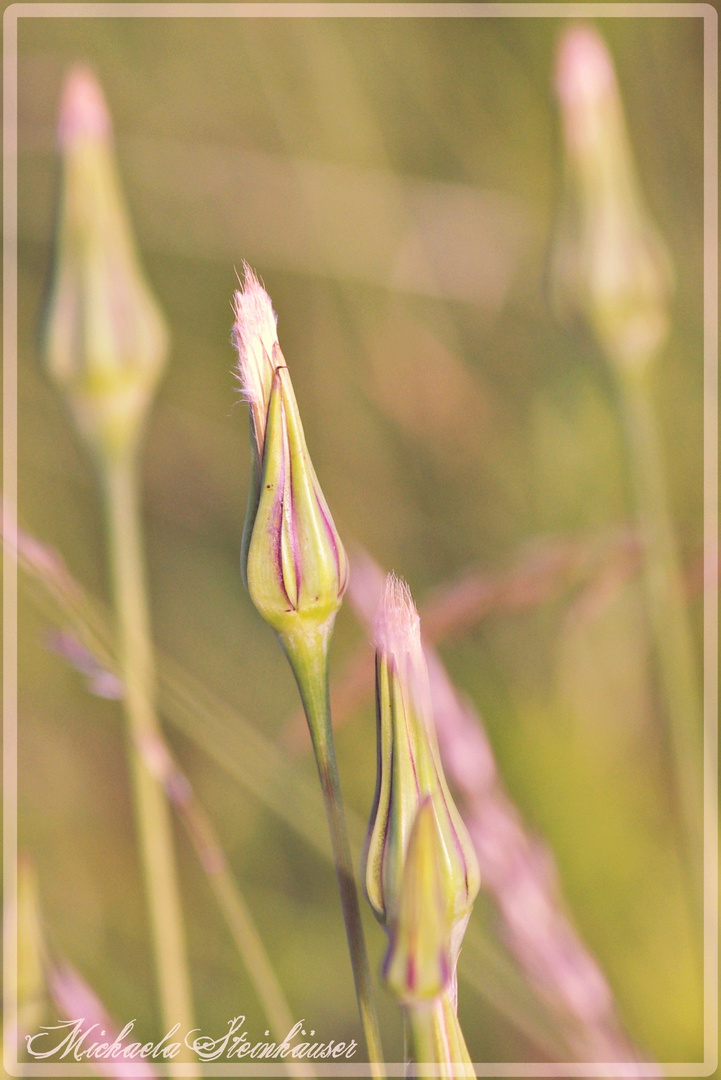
[3, 4, 717, 1076]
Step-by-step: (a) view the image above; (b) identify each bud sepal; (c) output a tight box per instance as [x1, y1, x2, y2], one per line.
[362, 576, 479, 965]
[244, 360, 348, 659]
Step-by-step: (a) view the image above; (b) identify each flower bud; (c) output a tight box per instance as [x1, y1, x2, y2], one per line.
[383, 797, 452, 1004]
[233, 269, 348, 656]
[552, 26, 673, 373]
[362, 576, 479, 966]
[44, 67, 168, 464]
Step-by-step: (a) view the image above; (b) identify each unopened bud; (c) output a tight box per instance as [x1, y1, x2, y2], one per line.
[383, 797, 452, 1003]
[552, 26, 673, 373]
[362, 576, 479, 966]
[233, 269, 348, 657]
[44, 67, 168, 463]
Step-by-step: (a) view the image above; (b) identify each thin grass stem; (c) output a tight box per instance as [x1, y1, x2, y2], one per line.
[163, 760, 311, 1078]
[288, 640, 385, 1079]
[617, 366, 703, 912]
[101, 455, 196, 1064]
[6, 516, 581, 1059]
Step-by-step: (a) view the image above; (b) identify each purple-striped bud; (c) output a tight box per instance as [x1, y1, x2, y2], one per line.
[383, 797, 452, 1003]
[233, 269, 348, 654]
[362, 576, 480, 969]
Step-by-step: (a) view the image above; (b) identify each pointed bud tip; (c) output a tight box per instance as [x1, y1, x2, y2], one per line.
[232, 263, 279, 411]
[57, 66, 111, 148]
[374, 573, 421, 660]
[555, 26, 615, 111]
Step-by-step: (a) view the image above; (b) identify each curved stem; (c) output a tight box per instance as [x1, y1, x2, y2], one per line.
[102, 455, 196, 1062]
[284, 633, 385, 1079]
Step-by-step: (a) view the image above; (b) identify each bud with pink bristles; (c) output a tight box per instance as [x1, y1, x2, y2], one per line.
[231, 274, 383, 1067]
[362, 574, 479, 977]
[232, 265, 281, 459]
[363, 576, 479, 1073]
[232, 268, 348, 684]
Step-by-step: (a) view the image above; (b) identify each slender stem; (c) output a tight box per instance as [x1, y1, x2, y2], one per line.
[617, 366, 703, 910]
[405, 994, 475, 1078]
[286, 633, 385, 1079]
[164, 758, 311, 1078]
[102, 454, 196, 1059]
[206, 869, 301, 1043]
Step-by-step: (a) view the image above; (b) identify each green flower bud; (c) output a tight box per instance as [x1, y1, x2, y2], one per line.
[385, 802, 476, 1074]
[362, 576, 479, 965]
[44, 67, 168, 464]
[383, 797, 452, 1004]
[552, 26, 673, 374]
[233, 269, 348, 659]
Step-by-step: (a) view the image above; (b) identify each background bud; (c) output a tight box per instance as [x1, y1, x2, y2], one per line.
[552, 26, 673, 373]
[44, 67, 168, 464]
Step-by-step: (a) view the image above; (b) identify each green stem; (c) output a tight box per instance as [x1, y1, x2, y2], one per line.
[405, 994, 475, 1078]
[205, 870, 313, 1079]
[102, 454, 196, 1061]
[284, 632, 385, 1079]
[167, 768, 310, 1077]
[617, 366, 703, 911]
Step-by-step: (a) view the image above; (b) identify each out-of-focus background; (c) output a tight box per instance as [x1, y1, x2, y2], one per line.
[12, 10, 706, 1072]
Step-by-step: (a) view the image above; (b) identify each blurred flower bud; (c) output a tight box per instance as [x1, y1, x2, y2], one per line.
[362, 575, 479, 967]
[552, 26, 673, 373]
[233, 268, 348, 658]
[44, 67, 168, 464]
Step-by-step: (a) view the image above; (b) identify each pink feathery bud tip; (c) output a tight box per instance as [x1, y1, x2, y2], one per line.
[374, 573, 421, 659]
[57, 66, 111, 148]
[232, 263, 279, 407]
[555, 26, 615, 110]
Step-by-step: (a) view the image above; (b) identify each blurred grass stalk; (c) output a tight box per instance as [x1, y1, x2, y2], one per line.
[136, 725, 310, 1076]
[5, 520, 306, 1075]
[7, 514, 572, 1061]
[42, 67, 195, 1056]
[15, 858, 159, 1078]
[553, 25, 703, 907]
